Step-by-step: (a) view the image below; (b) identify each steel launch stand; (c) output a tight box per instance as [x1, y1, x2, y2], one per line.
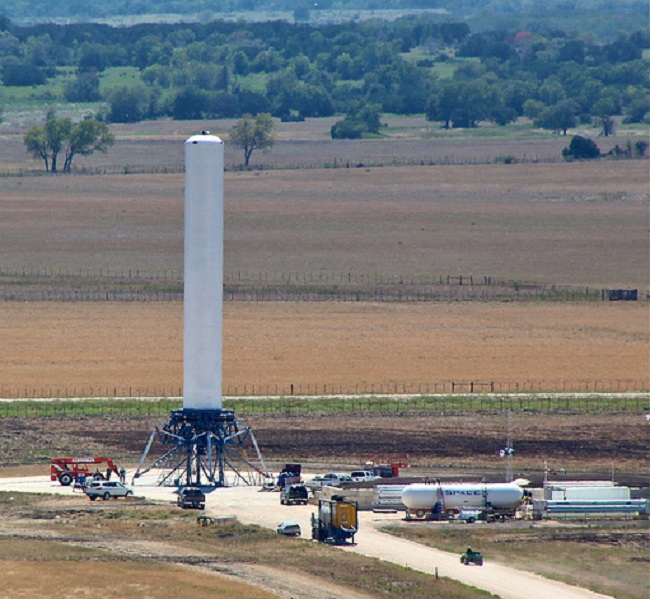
[133, 408, 269, 487]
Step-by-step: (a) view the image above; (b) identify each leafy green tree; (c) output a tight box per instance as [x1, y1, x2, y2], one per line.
[426, 82, 459, 129]
[78, 42, 112, 72]
[105, 84, 152, 123]
[24, 126, 50, 170]
[24, 115, 72, 172]
[599, 34, 642, 64]
[3, 61, 46, 86]
[133, 35, 171, 69]
[62, 119, 114, 172]
[535, 100, 579, 135]
[623, 92, 650, 123]
[335, 53, 355, 80]
[364, 59, 434, 114]
[22, 33, 53, 68]
[230, 50, 250, 76]
[24, 114, 113, 173]
[523, 99, 545, 121]
[172, 86, 209, 120]
[558, 39, 586, 63]
[331, 102, 382, 139]
[250, 49, 284, 73]
[592, 93, 620, 137]
[63, 69, 101, 102]
[427, 79, 501, 129]
[331, 119, 365, 140]
[208, 92, 239, 118]
[141, 64, 172, 88]
[229, 113, 275, 167]
[562, 136, 600, 160]
[237, 90, 270, 115]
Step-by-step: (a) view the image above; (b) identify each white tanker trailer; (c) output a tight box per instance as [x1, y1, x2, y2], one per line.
[401, 482, 524, 520]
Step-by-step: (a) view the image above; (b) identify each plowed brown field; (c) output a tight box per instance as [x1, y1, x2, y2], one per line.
[1, 161, 648, 288]
[0, 301, 647, 394]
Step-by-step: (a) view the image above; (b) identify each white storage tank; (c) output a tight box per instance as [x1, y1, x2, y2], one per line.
[401, 482, 524, 511]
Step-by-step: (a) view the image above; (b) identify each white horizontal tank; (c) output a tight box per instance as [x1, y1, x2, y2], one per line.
[401, 482, 524, 511]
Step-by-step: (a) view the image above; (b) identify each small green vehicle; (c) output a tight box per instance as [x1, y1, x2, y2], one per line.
[460, 547, 484, 566]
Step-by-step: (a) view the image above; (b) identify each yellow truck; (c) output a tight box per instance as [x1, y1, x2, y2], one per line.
[311, 498, 358, 544]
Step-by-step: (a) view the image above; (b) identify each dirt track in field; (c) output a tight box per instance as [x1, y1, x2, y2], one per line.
[0, 301, 647, 394]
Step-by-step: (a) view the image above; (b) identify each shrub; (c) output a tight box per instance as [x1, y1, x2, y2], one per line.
[562, 135, 600, 160]
[331, 119, 365, 139]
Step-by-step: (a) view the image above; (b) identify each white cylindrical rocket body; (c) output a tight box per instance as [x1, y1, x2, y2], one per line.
[183, 133, 224, 410]
[401, 483, 524, 511]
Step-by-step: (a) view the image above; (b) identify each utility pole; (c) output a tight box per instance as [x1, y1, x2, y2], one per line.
[500, 409, 514, 482]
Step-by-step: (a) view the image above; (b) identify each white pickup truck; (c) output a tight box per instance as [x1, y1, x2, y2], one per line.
[307, 472, 353, 491]
[350, 470, 380, 482]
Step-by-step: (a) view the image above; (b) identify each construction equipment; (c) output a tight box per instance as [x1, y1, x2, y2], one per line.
[311, 498, 358, 544]
[50, 457, 119, 486]
[460, 547, 484, 566]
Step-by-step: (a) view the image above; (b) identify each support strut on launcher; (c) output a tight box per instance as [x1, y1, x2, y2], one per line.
[133, 408, 269, 487]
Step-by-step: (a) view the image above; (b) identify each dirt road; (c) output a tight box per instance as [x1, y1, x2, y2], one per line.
[0, 475, 614, 599]
[203, 485, 614, 599]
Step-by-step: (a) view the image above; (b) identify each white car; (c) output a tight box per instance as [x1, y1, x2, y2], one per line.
[350, 470, 379, 482]
[277, 520, 301, 536]
[458, 509, 482, 524]
[84, 480, 133, 501]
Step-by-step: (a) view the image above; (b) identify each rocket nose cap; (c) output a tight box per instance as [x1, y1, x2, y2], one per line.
[186, 133, 224, 144]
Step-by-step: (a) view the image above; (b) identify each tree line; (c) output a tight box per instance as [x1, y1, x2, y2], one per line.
[1, 14, 648, 143]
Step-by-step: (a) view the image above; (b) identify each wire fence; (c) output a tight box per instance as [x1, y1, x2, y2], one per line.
[1, 380, 646, 400]
[0, 154, 568, 180]
[1, 268, 641, 302]
[0, 393, 647, 419]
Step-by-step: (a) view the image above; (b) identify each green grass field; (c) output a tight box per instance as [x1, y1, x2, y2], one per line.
[0, 393, 646, 419]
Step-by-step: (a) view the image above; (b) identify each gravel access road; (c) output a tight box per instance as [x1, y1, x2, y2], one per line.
[0, 474, 614, 599]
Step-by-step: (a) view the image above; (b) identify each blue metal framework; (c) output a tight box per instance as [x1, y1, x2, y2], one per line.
[133, 408, 268, 487]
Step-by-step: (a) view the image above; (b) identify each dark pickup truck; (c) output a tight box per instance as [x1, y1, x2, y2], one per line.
[177, 487, 206, 510]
